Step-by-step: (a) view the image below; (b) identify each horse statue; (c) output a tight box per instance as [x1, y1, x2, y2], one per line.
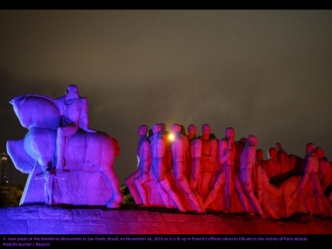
[6, 94, 123, 208]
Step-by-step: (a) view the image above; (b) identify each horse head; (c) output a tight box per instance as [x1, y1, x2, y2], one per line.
[10, 94, 61, 130]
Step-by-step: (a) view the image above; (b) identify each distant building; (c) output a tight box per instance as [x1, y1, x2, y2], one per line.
[0, 152, 11, 185]
[0, 152, 23, 206]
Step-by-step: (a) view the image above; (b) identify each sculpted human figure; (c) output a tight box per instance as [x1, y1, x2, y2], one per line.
[170, 123, 205, 212]
[255, 160, 281, 219]
[296, 143, 332, 216]
[187, 124, 197, 143]
[36, 168, 65, 206]
[197, 124, 218, 199]
[235, 138, 247, 169]
[159, 123, 172, 172]
[125, 125, 151, 206]
[55, 85, 96, 170]
[255, 149, 264, 166]
[262, 147, 282, 181]
[185, 124, 197, 180]
[189, 126, 203, 195]
[235, 135, 264, 217]
[316, 147, 332, 193]
[203, 127, 236, 212]
[274, 142, 296, 174]
[150, 123, 186, 212]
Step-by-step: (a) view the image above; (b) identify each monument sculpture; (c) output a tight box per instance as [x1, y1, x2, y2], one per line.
[125, 121, 332, 219]
[296, 143, 332, 217]
[149, 123, 186, 212]
[316, 147, 332, 194]
[203, 127, 236, 212]
[185, 124, 197, 180]
[170, 123, 205, 213]
[125, 125, 151, 206]
[6, 85, 332, 220]
[235, 135, 264, 217]
[6, 85, 123, 208]
[255, 160, 281, 219]
[188, 126, 203, 199]
[197, 124, 218, 199]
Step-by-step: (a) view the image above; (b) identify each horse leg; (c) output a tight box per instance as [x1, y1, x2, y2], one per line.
[102, 168, 123, 208]
[6, 139, 35, 174]
[56, 125, 77, 170]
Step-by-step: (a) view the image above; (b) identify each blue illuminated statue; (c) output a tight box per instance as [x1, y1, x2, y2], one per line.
[6, 85, 123, 208]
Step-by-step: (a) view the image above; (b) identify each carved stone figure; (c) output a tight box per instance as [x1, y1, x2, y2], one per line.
[6, 93, 123, 208]
[316, 147, 332, 194]
[150, 123, 186, 212]
[235, 137, 247, 169]
[255, 149, 264, 166]
[158, 123, 172, 172]
[255, 162, 281, 219]
[185, 124, 197, 180]
[197, 124, 218, 199]
[235, 135, 264, 217]
[125, 125, 151, 206]
[189, 127, 203, 197]
[274, 142, 298, 176]
[296, 143, 332, 217]
[170, 123, 205, 213]
[204, 127, 236, 212]
[56, 85, 97, 171]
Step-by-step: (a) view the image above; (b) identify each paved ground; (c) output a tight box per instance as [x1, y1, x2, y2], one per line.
[0, 204, 331, 235]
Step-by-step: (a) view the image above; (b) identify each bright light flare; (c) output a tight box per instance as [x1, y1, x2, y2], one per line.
[168, 133, 175, 141]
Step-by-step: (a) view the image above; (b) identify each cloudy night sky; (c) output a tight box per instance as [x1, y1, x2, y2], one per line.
[1, 10, 332, 186]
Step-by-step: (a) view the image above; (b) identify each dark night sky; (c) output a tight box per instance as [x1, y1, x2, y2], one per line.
[1, 10, 332, 186]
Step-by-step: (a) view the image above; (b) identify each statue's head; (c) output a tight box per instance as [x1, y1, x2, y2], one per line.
[201, 124, 211, 136]
[66, 85, 79, 99]
[256, 149, 263, 162]
[152, 123, 161, 134]
[188, 124, 196, 137]
[171, 123, 181, 133]
[315, 147, 325, 158]
[138, 125, 148, 136]
[247, 135, 258, 147]
[225, 127, 235, 140]
[268, 147, 277, 159]
[306, 143, 315, 154]
[159, 123, 166, 132]
[238, 137, 247, 145]
[275, 142, 282, 150]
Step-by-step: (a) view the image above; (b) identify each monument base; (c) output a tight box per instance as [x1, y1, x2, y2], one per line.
[0, 205, 331, 235]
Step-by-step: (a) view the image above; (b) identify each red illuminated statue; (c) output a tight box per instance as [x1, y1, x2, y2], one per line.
[296, 143, 332, 217]
[150, 123, 186, 212]
[203, 127, 236, 212]
[170, 123, 205, 213]
[197, 124, 218, 199]
[125, 125, 151, 206]
[235, 135, 264, 217]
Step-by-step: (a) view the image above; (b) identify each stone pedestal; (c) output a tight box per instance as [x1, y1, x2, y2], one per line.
[1, 205, 332, 234]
